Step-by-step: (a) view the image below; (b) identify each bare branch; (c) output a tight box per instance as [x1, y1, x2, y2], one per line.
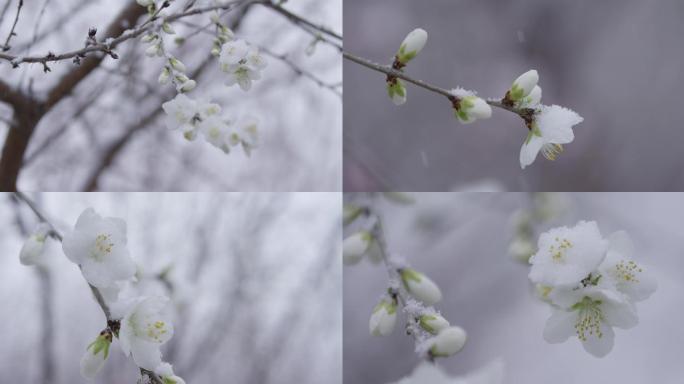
[1, 0, 22, 51]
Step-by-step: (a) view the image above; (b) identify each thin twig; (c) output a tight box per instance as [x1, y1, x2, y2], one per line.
[343, 50, 528, 118]
[1, 0, 22, 51]
[262, 1, 342, 41]
[0, 0, 252, 65]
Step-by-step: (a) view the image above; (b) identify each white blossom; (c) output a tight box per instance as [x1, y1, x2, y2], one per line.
[430, 326, 467, 357]
[520, 105, 583, 169]
[19, 223, 51, 266]
[198, 115, 233, 154]
[508, 69, 539, 101]
[219, 39, 267, 91]
[599, 231, 657, 302]
[369, 298, 397, 336]
[528, 220, 607, 287]
[62, 208, 136, 288]
[396, 28, 428, 64]
[120, 296, 174, 370]
[400, 268, 442, 305]
[543, 287, 637, 357]
[508, 238, 535, 263]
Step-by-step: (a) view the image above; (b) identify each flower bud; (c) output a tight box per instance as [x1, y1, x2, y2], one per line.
[399, 268, 442, 305]
[523, 85, 542, 106]
[80, 333, 111, 379]
[430, 326, 467, 357]
[343, 204, 364, 226]
[387, 80, 407, 106]
[155, 362, 186, 384]
[136, 0, 155, 7]
[508, 238, 535, 263]
[396, 28, 428, 64]
[158, 67, 170, 85]
[419, 314, 450, 335]
[145, 43, 162, 57]
[454, 95, 492, 124]
[19, 223, 50, 266]
[177, 80, 196, 93]
[168, 57, 186, 72]
[343, 231, 372, 265]
[508, 69, 539, 101]
[162, 22, 175, 35]
[369, 298, 397, 336]
[141, 33, 157, 43]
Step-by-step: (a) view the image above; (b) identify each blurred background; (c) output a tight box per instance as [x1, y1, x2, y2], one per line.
[344, 193, 684, 384]
[0, 0, 341, 191]
[0, 192, 341, 383]
[343, 0, 684, 191]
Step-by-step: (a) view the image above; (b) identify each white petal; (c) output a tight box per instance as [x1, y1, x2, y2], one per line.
[543, 309, 576, 343]
[130, 339, 162, 371]
[536, 105, 582, 144]
[581, 323, 614, 358]
[519, 135, 544, 169]
[601, 295, 638, 329]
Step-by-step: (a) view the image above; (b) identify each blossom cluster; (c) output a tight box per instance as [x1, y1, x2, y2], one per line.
[136, 3, 265, 156]
[528, 220, 656, 357]
[344, 198, 467, 360]
[162, 93, 258, 155]
[219, 39, 268, 92]
[19, 208, 184, 383]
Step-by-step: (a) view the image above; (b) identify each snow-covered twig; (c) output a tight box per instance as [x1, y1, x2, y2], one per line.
[343, 50, 528, 121]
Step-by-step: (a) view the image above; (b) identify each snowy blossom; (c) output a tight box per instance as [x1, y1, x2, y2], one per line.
[62, 208, 136, 288]
[198, 115, 233, 153]
[400, 268, 442, 305]
[19, 223, 51, 266]
[520, 105, 583, 169]
[219, 39, 267, 91]
[120, 296, 174, 370]
[528, 220, 607, 287]
[507, 70, 539, 101]
[343, 231, 373, 265]
[450, 88, 492, 124]
[418, 313, 450, 335]
[430, 326, 467, 357]
[508, 238, 535, 263]
[162, 94, 222, 141]
[529, 223, 656, 357]
[155, 362, 186, 384]
[369, 297, 397, 336]
[396, 28, 428, 65]
[391, 359, 503, 384]
[80, 333, 111, 380]
[387, 80, 407, 105]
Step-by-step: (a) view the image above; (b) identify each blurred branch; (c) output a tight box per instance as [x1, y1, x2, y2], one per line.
[261, 1, 342, 41]
[1, 0, 22, 51]
[343, 50, 529, 119]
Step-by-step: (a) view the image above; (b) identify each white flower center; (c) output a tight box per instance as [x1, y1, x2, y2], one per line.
[90, 233, 114, 261]
[541, 143, 563, 161]
[144, 320, 170, 343]
[572, 297, 604, 341]
[548, 237, 573, 263]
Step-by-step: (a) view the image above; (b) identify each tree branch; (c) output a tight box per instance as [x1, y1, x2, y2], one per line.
[343, 50, 527, 118]
[1, 0, 23, 51]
